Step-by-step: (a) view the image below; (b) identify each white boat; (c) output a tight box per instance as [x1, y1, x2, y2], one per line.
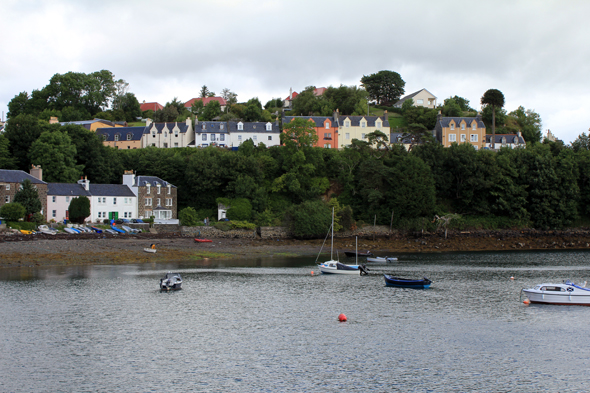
[367, 256, 398, 263]
[37, 225, 57, 235]
[63, 227, 78, 234]
[160, 272, 182, 291]
[522, 280, 590, 306]
[143, 248, 156, 253]
[318, 210, 367, 275]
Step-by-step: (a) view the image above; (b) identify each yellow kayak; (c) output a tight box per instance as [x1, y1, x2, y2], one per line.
[19, 229, 34, 235]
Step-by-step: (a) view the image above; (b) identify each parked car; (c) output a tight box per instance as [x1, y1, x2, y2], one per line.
[131, 218, 144, 223]
[115, 219, 131, 224]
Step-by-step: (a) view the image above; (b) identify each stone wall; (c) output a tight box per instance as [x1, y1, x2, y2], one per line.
[153, 223, 181, 233]
[181, 226, 257, 239]
[259, 226, 291, 239]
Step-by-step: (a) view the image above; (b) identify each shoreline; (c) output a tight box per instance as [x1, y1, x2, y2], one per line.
[2, 228, 590, 268]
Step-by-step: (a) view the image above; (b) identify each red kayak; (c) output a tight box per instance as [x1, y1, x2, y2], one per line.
[194, 238, 212, 243]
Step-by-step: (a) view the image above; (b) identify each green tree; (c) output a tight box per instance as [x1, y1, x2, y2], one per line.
[3, 113, 43, 170]
[226, 198, 252, 221]
[291, 86, 322, 116]
[201, 100, 221, 121]
[280, 118, 318, 149]
[481, 89, 505, 149]
[29, 129, 82, 182]
[572, 132, 590, 152]
[360, 70, 405, 105]
[178, 207, 200, 226]
[68, 196, 90, 224]
[323, 85, 369, 115]
[112, 92, 142, 122]
[7, 92, 32, 118]
[446, 95, 475, 112]
[285, 199, 332, 238]
[13, 179, 42, 217]
[243, 98, 263, 122]
[0, 202, 26, 221]
[508, 106, 542, 143]
[200, 85, 211, 98]
[0, 134, 16, 169]
[442, 98, 462, 117]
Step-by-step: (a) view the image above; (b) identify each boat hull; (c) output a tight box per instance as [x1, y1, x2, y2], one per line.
[194, 238, 212, 243]
[384, 274, 431, 289]
[523, 283, 590, 306]
[319, 261, 361, 275]
[367, 257, 398, 263]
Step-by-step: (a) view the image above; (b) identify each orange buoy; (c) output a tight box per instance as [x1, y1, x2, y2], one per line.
[523, 299, 530, 305]
[510, 276, 514, 280]
[311, 271, 314, 275]
[338, 313, 347, 322]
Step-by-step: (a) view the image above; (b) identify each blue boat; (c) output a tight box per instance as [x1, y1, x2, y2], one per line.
[110, 225, 126, 234]
[383, 274, 432, 289]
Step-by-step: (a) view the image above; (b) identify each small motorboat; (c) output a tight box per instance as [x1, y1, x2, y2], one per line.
[104, 228, 118, 235]
[63, 227, 78, 234]
[122, 225, 141, 234]
[37, 225, 57, 235]
[384, 274, 431, 289]
[194, 238, 212, 243]
[367, 256, 398, 263]
[91, 226, 103, 234]
[160, 272, 182, 291]
[344, 250, 374, 257]
[144, 244, 157, 253]
[522, 280, 590, 306]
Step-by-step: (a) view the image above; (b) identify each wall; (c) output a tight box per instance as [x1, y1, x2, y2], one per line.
[181, 226, 257, 239]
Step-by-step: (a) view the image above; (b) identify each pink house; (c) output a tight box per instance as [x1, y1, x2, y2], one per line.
[184, 97, 227, 112]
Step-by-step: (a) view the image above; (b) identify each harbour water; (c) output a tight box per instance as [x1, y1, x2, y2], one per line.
[2, 250, 590, 392]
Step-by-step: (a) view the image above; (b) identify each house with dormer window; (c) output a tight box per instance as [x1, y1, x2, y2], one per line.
[143, 118, 194, 148]
[196, 121, 230, 147]
[96, 126, 145, 149]
[336, 111, 389, 148]
[282, 114, 340, 149]
[485, 133, 526, 149]
[434, 113, 486, 149]
[227, 121, 281, 148]
[393, 89, 437, 109]
[122, 171, 177, 221]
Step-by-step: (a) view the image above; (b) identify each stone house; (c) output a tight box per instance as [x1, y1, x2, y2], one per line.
[0, 166, 48, 216]
[122, 171, 177, 221]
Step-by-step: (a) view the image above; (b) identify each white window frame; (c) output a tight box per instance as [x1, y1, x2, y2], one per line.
[5, 195, 10, 203]
[145, 198, 152, 206]
[52, 196, 56, 202]
[470, 134, 478, 142]
[361, 122, 366, 128]
[472, 123, 477, 130]
[449, 134, 457, 142]
[268, 136, 272, 141]
[345, 121, 350, 128]
[346, 133, 350, 140]
[238, 122, 243, 131]
[202, 134, 207, 141]
[362, 133, 366, 139]
[450, 123, 455, 131]
[238, 135, 242, 141]
[266, 123, 272, 131]
[461, 123, 465, 130]
[167, 185, 171, 195]
[5, 184, 10, 191]
[460, 134, 466, 142]
[166, 198, 172, 206]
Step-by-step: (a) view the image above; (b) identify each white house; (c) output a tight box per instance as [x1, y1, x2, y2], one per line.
[46, 183, 92, 222]
[226, 121, 281, 148]
[394, 89, 437, 109]
[143, 118, 194, 148]
[77, 178, 137, 222]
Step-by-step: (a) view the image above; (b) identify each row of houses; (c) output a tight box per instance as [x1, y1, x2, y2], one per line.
[0, 168, 178, 224]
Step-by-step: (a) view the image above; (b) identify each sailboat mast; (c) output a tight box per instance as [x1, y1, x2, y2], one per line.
[331, 207, 334, 261]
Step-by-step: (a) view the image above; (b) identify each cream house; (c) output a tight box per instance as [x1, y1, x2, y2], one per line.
[434, 113, 486, 149]
[394, 89, 437, 109]
[143, 118, 194, 148]
[338, 113, 389, 148]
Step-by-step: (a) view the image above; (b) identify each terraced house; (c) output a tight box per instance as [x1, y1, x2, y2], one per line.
[337, 112, 389, 149]
[434, 113, 486, 149]
[123, 171, 177, 221]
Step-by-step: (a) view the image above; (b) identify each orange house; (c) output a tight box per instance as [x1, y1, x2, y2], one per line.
[282, 115, 339, 148]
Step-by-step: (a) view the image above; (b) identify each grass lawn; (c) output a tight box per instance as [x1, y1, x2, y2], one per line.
[127, 122, 146, 127]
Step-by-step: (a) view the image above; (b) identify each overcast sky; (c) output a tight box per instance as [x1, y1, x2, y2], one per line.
[1, 0, 589, 143]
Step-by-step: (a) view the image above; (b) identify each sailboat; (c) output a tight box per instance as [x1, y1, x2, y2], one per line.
[318, 210, 367, 275]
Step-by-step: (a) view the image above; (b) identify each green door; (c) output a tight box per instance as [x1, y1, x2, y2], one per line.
[108, 212, 119, 220]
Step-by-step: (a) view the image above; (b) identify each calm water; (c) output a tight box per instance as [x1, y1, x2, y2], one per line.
[2, 251, 590, 392]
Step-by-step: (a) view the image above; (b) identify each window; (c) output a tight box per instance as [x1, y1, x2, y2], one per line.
[324, 133, 331, 139]
[220, 134, 225, 141]
[98, 212, 102, 218]
[66, 196, 70, 202]
[376, 121, 381, 128]
[52, 210, 56, 218]
[472, 123, 477, 130]
[157, 198, 161, 206]
[145, 198, 152, 206]
[449, 134, 456, 142]
[266, 123, 272, 131]
[157, 184, 161, 194]
[127, 133, 132, 141]
[361, 122, 366, 128]
[166, 198, 173, 206]
[362, 133, 366, 139]
[253, 135, 257, 142]
[114, 134, 120, 141]
[325, 122, 330, 129]
[346, 133, 350, 140]
[5, 196, 10, 203]
[450, 123, 455, 130]
[174, 142, 178, 147]
[238, 135, 242, 141]
[461, 134, 466, 142]
[470, 134, 478, 142]
[52, 196, 56, 203]
[146, 185, 151, 194]
[152, 130, 156, 137]
[5, 184, 9, 190]
[102, 134, 107, 141]
[113, 197, 117, 205]
[211, 134, 216, 141]
[220, 124, 224, 130]
[174, 130, 179, 137]
[461, 123, 465, 130]
[202, 134, 207, 141]
[163, 143, 168, 148]
[202, 124, 206, 130]
[167, 185, 171, 195]
[345, 121, 350, 128]
[268, 136, 272, 141]
[324, 143, 331, 148]
[238, 122, 243, 131]
[164, 132, 167, 138]
[417, 99, 424, 104]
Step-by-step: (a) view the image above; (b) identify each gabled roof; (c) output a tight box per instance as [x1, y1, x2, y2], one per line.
[47, 183, 91, 196]
[134, 176, 176, 188]
[390, 132, 415, 144]
[60, 118, 118, 130]
[96, 126, 146, 141]
[437, 116, 485, 129]
[284, 87, 326, 101]
[0, 170, 46, 184]
[485, 134, 526, 144]
[184, 97, 227, 108]
[140, 102, 164, 112]
[146, 122, 190, 134]
[88, 184, 136, 197]
[338, 116, 390, 128]
[394, 89, 436, 107]
[227, 121, 281, 133]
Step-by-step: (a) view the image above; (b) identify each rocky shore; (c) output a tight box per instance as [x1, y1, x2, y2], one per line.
[2, 228, 590, 268]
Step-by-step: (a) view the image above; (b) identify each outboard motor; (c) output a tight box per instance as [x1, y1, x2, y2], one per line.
[359, 264, 369, 276]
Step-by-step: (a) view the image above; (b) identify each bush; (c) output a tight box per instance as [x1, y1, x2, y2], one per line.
[285, 200, 332, 238]
[230, 221, 256, 230]
[31, 212, 45, 224]
[214, 221, 232, 231]
[226, 198, 252, 221]
[179, 207, 200, 226]
[7, 221, 37, 231]
[0, 202, 26, 221]
[69, 196, 90, 224]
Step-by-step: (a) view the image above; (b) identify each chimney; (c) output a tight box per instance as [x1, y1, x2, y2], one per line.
[437, 110, 442, 122]
[186, 117, 191, 127]
[146, 118, 153, 127]
[30, 165, 42, 181]
[289, 87, 293, 101]
[122, 170, 136, 189]
[383, 110, 388, 121]
[77, 176, 90, 191]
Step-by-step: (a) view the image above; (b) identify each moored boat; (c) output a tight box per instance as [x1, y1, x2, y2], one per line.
[522, 280, 590, 306]
[160, 272, 182, 291]
[194, 238, 212, 243]
[367, 256, 398, 263]
[384, 274, 432, 289]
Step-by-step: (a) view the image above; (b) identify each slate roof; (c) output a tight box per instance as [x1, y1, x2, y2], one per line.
[0, 170, 46, 184]
[227, 121, 281, 133]
[485, 134, 526, 144]
[394, 89, 436, 107]
[390, 132, 415, 144]
[47, 183, 91, 196]
[146, 122, 190, 134]
[88, 184, 136, 197]
[134, 176, 176, 188]
[436, 117, 485, 129]
[60, 119, 117, 129]
[338, 116, 390, 128]
[96, 127, 146, 142]
[196, 121, 228, 134]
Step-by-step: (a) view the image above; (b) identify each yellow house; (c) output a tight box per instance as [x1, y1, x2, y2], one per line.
[96, 127, 145, 149]
[59, 118, 125, 131]
[338, 112, 389, 148]
[434, 113, 486, 149]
